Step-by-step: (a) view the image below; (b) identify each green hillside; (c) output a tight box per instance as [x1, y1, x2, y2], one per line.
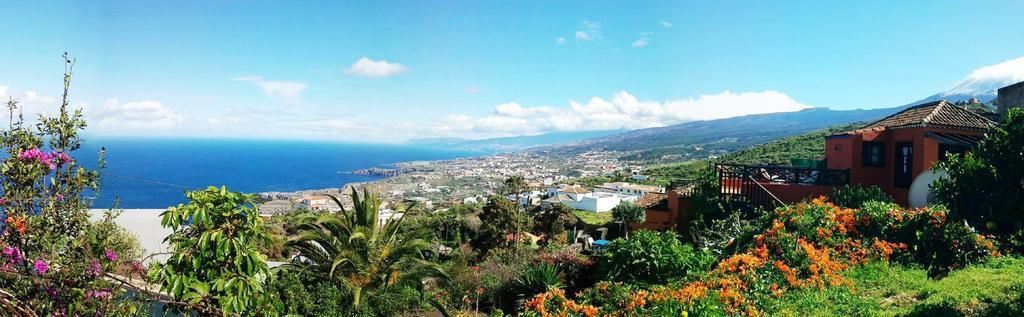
[642, 123, 863, 183]
[718, 123, 862, 165]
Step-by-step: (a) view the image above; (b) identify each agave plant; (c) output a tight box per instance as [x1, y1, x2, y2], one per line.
[515, 263, 564, 295]
[286, 187, 442, 312]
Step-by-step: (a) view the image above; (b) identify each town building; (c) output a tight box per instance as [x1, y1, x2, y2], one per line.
[542, 184, 638, 212]
[298, 195, 340, 212]
[824, 100, 992, 206]
[594, 182, 665, 196]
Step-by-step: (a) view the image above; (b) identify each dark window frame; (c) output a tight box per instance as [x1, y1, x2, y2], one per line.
[938, 143, 967, 162]
[861, 141, 885, 167]
[894, 142, 913, 189]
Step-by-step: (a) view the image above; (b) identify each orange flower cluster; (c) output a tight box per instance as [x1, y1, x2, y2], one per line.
[525, 288, 599, 317]
[524, 197, 986, 316]
[5, 216, 27, 235]
[871, 239, 907, 260]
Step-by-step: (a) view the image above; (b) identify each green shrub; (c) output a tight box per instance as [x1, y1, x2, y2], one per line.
[151, 186, 271, 316]
[830, 185, 893, 208]
[597, 230, 715, 286]
[266, 269, 351, 316]
[515, 263, 564, 295]
[933, 108, 1024, 235]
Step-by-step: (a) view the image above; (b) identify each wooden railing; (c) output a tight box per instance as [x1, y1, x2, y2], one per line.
[715, 163, 849, 212]
[715, 163, 849, 186]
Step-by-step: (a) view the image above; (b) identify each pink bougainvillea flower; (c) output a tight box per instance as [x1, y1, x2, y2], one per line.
[56, 152, 72, 164]
[87, 259, 102, 277]
[2, 246, 22, 264]
[104, 249, 118, 262]
[34, 258, 49, 275]
[87, 289, 113, 300]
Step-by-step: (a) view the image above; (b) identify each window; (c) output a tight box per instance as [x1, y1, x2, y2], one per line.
[862, 141, 885, 167]
[939, 143, 967, 162]
[894, 142, 913, 188]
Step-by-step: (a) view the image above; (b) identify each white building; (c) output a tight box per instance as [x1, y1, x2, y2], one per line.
[378, 208, 404, 225]
[543, 185, 638, 213]
[566, 192, 638, 213]
[299, 195, 341, 212]
[593, 182, 665, 196]
[506, 190, 544, 207]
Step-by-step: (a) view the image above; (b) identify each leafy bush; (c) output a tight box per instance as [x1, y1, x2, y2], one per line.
[688, 168, 725, 233]
[597, 230, 715, 286]
[539, 247, 595, 295]
[534, 203, 577, 244]
[611, 201, 646, 238]
[934, 108, 1024, 235]
[690, 211, 752, 257]
[475, 196, 530, 253]
[151, 186, 271, 316]
[265, 269, 352, 316]
[829, 185, 893, 208]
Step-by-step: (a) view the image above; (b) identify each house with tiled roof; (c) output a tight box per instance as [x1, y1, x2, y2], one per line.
[824, 100, 994, 205]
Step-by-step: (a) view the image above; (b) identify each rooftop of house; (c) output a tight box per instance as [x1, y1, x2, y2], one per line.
[558, 185, 591, 194]
[858, 100, 994, 132]
[636, 192, 669, 210]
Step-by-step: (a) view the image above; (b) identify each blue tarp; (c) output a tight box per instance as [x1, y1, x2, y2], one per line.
[593, 239, 610, 246]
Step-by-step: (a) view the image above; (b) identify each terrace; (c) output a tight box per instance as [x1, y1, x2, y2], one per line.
[714, 163, 850, 212]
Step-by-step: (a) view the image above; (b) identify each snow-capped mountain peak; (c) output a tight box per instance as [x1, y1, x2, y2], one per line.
[941, 56, 1024, 98]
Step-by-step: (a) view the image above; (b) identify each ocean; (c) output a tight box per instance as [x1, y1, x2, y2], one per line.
[75, 138, 480, 208]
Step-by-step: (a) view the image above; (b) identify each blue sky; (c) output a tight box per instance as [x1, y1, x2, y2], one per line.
[1, 1, 1022, 142]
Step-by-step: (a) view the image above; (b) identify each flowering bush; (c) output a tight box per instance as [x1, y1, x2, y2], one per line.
[0, 54, 146, 316]
[524, 197, 1000, 316]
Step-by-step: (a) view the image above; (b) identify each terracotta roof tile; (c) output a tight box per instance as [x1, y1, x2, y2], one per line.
[861, 100, 993, 131]
[637, 192, 667, 208]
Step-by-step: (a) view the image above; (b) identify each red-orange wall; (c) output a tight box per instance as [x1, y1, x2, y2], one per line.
[760, 183, 836, 204]
[825, 127, 985, 206]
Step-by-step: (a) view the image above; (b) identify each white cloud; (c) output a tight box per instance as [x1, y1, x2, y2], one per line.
[92, 98, 184, 129]
[943, 56, 1024, 96]
[659, 19, 673, 28]
[232, 76, 308, 101]
[574, 20, 601, 41]
[343, 57, 408, 78]
[0, 88, 59, 118]
[22, 91, 55, 105]
[632, 38, 650, 48]
[556, 37, 566, 45]
[424, 90, 811, 138]
[464, 86, 480, 94]
[632, 32, 654, 48]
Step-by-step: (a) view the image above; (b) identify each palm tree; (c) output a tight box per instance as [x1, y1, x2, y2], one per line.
[286, 188, 442, 313]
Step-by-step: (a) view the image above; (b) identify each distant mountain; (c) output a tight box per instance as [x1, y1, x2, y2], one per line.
[910, 56, 1024, 106]
[531, 57, 1024, 162]
[532, 107, 896, 161]
[407, 129, 623, 153]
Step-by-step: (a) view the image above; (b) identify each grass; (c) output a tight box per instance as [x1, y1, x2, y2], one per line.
[573, 210, 614, 226]
[765, 257, 1024, 316]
